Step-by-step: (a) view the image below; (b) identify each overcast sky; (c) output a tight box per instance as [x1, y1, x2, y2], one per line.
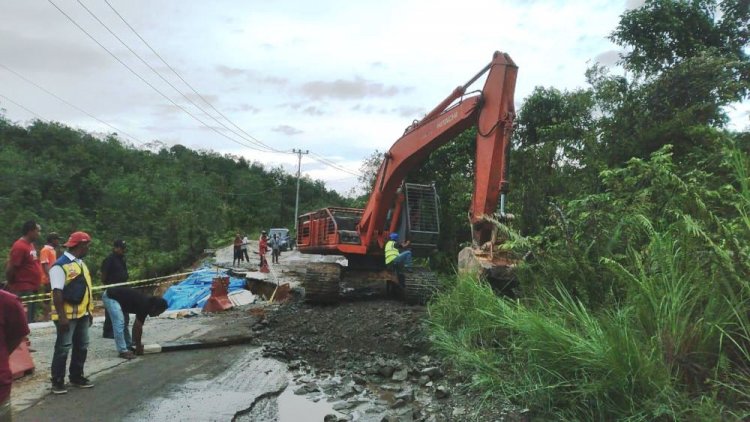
[1, 0, 747, 194]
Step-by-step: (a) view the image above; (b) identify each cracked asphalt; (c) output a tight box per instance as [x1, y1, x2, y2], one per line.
[15, 321, 335, 422]
[17, 346, 278, 421]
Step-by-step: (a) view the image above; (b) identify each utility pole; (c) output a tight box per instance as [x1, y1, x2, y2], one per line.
[292, 148, 309, 234]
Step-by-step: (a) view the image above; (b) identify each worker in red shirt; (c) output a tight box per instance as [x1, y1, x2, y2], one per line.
[258, 231, 268, 267]
[4, 220, 43, 323]
[0, 289, 30, 421]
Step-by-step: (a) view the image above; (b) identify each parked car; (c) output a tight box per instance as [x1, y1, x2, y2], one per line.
[268, 228, 293, 251]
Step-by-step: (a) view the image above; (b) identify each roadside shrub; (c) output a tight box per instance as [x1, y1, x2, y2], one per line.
[429, 144, 750, 420]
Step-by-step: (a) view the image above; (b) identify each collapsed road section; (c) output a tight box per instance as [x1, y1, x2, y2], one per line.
[14, 243, 523, 421]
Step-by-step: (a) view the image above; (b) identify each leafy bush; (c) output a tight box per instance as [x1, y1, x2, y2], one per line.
[429, 145, 750, 420]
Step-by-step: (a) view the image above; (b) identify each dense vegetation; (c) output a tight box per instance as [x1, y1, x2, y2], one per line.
[2, 0, 747, 417]
[0, 119, 349, 280]
[411, 0, 750, 419]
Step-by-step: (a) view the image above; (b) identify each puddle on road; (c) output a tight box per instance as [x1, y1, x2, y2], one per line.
[277, 382, 337, 422]
[122, 347, 341, 422]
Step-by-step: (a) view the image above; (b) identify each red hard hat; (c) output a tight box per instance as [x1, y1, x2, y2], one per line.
[63, 231, 92, 247]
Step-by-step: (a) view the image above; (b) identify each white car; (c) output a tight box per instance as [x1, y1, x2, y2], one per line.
[268, 228, 293, 251]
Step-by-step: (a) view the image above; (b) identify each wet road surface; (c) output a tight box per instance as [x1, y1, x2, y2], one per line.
[17, 345, 335, 422]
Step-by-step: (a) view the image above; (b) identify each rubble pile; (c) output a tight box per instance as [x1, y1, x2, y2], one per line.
[252, 300, 522, 421]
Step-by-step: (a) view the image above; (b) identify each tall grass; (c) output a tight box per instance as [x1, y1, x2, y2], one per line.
[429, 145, 750, 420]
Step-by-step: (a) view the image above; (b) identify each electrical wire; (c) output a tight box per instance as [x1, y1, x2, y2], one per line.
[309, 153, 359, 174]
[74, 0, 281, 154]
[46, 0, 272, 153]
[0, 65, 362, 183]
[100, 0, 371, 176]
[0, 63, 145, 145]
[101, 0, 292, 155]
[0, 93, 46, 121]
[43, 0, 367, 180]
[308, 151, 362, 176]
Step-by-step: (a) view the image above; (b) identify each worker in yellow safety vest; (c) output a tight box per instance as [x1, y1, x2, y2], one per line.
[49, 231, 95, 394]
[384, 232, 412, 269]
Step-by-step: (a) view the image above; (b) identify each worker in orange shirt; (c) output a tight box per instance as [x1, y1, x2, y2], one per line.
[39, 232, 60, 320]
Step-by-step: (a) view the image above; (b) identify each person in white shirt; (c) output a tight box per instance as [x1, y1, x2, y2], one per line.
[241, 235, 250, 262]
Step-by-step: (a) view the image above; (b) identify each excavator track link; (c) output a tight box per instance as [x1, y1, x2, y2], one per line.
[304, 263, 341, 304]
[403, 268, 438, 305]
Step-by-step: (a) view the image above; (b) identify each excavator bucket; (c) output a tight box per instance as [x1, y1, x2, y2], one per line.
[458, 247, 518, 296]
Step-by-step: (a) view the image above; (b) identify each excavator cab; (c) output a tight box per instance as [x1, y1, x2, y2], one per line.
[386, 182, 440, 257]
[404, 183, 440, 253]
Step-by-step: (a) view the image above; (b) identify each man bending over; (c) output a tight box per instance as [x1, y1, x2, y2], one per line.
[101, 287, 168, 359]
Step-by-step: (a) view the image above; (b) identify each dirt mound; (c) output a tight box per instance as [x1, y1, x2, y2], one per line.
[254, 300, 428, 371]
[249, 298, 524, 422]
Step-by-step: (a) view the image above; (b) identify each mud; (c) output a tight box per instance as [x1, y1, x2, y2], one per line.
[250, 299, 523, 421]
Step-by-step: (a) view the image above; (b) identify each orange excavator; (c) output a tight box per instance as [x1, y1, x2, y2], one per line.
[297, 51, 518, 304]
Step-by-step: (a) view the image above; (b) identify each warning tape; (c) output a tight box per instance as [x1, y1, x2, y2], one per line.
[17, 271, 195, 304]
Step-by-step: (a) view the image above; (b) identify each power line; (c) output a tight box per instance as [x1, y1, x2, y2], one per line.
[0, 93, 46, 121]
[101, 0, 291, 155]
[309, 152, 358, 173]
[324, 175, 360, 182]
[46, 0, 366, 179]
[1, 60, 362, 181]
[100, 0, 370, 174]
[309, 156, 361, 177]
[308, 151, 362, 176]
[74, 0, 280, 154]
[0, 62, 145, 144]
[46, 0, 271, 153]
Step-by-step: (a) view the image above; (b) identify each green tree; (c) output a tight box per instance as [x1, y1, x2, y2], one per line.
[0, 114, 349, 279]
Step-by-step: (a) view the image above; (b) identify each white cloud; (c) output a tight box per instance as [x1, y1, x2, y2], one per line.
[625, 0, 646, 10]
[4, 0, 738, 196]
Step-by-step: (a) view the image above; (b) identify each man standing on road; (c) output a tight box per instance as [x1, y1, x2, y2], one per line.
[101, 287, 168, 359]
[233, 233, 243, 267]
[270, 234, 281, 264]
[241, 234, 250, 263]
[5, 220, 43, 323]
[49, 231, 95, 394]
[39, 232, 60, 321]
[101, 240, 129, 339]
[0, 290, 29, 421]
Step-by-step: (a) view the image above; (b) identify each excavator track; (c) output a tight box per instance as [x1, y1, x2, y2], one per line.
[303, 263, 341, 304]
[402, 268, 438, 305]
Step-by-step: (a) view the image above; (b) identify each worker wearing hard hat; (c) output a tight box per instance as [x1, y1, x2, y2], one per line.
[49, 231, 95, 394]
[384, 233, 412, 269]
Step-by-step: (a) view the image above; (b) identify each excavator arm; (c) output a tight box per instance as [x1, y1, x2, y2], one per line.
[357, 51, 518, 252]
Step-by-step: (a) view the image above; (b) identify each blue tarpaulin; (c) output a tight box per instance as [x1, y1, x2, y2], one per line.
[163, 267, 247, 310]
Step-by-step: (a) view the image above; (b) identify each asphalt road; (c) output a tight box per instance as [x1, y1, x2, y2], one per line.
[17, 345, 336, 422]
[17, 345, 246, 421]
[15, 247, 341, 422]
